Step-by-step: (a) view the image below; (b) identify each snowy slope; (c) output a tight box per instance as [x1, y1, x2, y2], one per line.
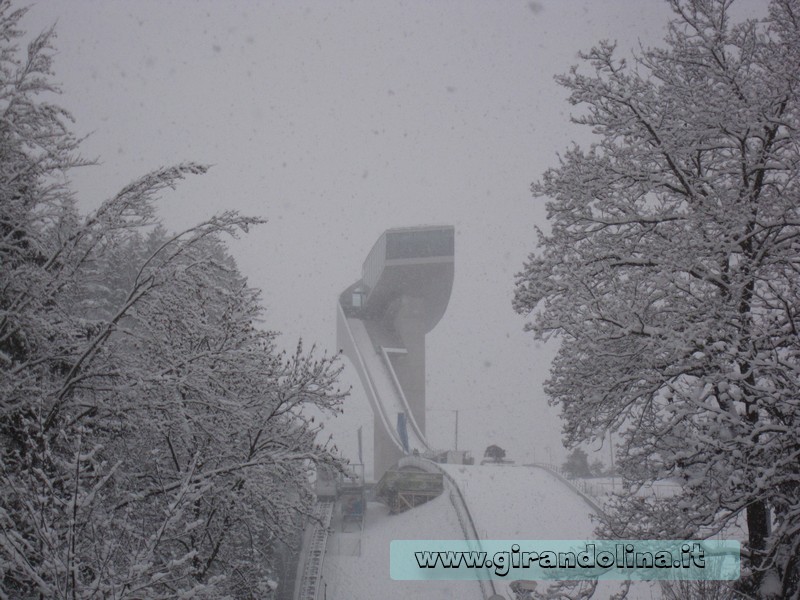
[322, 494, 484, 600]
[438, 464, 661, 600]
[441, 464, 597, 540]
[322, 464, 660, 599]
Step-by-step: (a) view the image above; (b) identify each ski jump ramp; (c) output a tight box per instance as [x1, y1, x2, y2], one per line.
[318, 226, 616, 600]
[337, 305, 430, 458]
[337, 225, 454, 477]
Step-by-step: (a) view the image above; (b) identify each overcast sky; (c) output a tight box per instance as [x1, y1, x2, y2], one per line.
[24, 0, 768, 476]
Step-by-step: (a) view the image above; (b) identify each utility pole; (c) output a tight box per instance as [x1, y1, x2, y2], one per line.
[454, 410, 459, 450]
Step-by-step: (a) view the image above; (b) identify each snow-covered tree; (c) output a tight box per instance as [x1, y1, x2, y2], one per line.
[562, 449, 591, 479]
[0, 5, 346, 598]
[514, 1, 800, 597]
[484, 444, 507, 462]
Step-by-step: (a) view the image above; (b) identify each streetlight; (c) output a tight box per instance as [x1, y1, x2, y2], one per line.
[453, 409, 458, 450]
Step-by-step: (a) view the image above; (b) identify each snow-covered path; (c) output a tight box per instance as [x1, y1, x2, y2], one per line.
[322, 465, 596, 600]
[321, 464, 661, 599]
[322, 494, 484, 600]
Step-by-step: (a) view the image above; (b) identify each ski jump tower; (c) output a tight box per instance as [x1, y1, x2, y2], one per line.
[337, 226, 454, 479]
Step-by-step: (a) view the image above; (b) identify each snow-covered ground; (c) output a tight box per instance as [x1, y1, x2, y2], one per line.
[440, 464, 597, 540]
[322, 493, 484, 600]
[321, 464, 662, 599]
